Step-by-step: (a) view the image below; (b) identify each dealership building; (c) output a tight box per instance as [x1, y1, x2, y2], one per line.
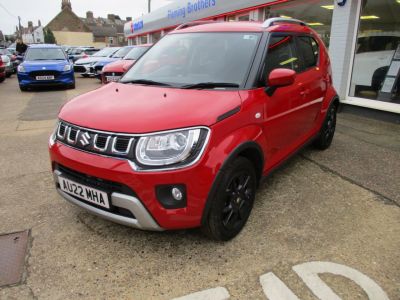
[124, 0, 400, 116]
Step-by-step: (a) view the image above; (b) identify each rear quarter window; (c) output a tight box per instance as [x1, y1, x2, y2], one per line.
[297, 36, 319, 70]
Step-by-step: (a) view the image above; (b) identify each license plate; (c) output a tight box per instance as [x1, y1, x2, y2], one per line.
[36, 75, 54, 80]
[58, 177, 110, 209]
[106, 76, 121, 82]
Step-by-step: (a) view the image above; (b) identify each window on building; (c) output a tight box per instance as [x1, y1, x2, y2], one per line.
[265, 0, 333, 47]
[226, 15, 236, 22]
[350, 0, 400, 104]
[238, 14, 250, 21]
[152, 32, 162, 43]
[140, 35, 148, 44]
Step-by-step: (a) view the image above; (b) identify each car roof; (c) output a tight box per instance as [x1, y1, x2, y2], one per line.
[28, 44, 62, 49]
[171, 21, 314, 35]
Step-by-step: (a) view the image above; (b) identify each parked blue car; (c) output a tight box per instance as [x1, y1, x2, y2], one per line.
[17, 44, 75, 91]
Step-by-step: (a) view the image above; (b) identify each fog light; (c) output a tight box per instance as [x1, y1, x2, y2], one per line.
[156, 184, 187, 209]
[172, 187, 183, 201]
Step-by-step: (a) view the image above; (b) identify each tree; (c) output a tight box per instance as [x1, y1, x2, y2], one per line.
[44, 28, 57, 44]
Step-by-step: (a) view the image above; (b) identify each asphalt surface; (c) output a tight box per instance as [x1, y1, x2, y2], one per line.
[0, 76, 399, 299]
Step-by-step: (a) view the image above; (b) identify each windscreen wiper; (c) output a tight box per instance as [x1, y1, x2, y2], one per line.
[181, 82, 240, 89]
[121, 79, 171, 87]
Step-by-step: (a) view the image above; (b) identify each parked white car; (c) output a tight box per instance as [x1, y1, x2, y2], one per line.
[351, 33, 400, 93]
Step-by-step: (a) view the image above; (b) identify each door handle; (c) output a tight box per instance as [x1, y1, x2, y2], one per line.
[300, 89, 310, 96]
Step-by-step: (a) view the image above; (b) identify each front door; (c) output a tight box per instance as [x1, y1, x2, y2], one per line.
[260, 34, 305, 169]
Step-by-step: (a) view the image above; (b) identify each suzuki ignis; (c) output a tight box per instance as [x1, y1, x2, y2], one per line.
[49, 18, 338, 241]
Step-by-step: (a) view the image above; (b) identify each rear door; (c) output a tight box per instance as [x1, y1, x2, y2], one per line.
[292, 35, 326, 136]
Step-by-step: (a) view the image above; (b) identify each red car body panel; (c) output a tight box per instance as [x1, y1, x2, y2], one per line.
[49, 21, 338, 231]
[59, 83, 242, 133]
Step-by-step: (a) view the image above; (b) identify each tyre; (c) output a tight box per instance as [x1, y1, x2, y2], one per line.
[6, 73, 12, 78]
[313, 102, 338, 150]
[81, 74, 90, 78]
[0, 77, 5, 83]
[19, 85, 28, 91]
[202, 157, 257, 241]
[68, 82, 76, 89]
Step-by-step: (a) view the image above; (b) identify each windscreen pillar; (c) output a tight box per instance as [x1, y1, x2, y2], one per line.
[328, 0, 361, 100]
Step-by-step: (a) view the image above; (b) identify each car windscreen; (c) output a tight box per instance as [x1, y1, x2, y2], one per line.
[124, 47, 150, 60]
[112, 47, 133, 58]
[121, 32, 261, 88]
[24, 48, 66, 61]
[85, 49, 99, 55]
[93, 48, 117, 57]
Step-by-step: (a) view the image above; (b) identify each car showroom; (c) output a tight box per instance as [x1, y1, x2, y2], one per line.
[124, 0, 400, 116]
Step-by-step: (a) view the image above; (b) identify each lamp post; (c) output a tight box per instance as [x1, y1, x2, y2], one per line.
[148, 0, 151, 13]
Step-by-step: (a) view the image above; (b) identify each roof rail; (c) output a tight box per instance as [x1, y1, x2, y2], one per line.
[262, 17, 307, 28]
[175, 20, 219, 30]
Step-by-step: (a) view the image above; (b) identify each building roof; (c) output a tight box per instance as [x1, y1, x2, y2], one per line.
[46, 7, 92, 32]
[88, 25, 118, 38]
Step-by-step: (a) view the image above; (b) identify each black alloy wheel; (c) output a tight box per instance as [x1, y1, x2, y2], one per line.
[314, 102, 337, 150]
[202, 157, 257, 241]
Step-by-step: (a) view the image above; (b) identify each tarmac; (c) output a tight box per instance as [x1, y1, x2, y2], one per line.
[0, 76, 399, 299]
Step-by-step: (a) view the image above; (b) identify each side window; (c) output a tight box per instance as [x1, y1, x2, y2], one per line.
[297, 36, 319, 70]
[264, 35, 301, 79]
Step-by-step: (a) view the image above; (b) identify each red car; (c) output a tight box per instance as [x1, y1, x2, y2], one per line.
[49, 19, 338, 241]
[0, 56, 5, 83]
[101, 44, 152, 84]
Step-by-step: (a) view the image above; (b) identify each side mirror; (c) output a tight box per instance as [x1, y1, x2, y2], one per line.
[266, 68, 296, 96]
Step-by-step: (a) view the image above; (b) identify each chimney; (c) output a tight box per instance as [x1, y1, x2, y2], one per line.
[28, 21, 33, 28]
[38, 20, 42, 27]
[107, 14, 116, 22]
[61, 0, 72, 10]
[86, 11, 94, 19]
[126, 17, 132, 22]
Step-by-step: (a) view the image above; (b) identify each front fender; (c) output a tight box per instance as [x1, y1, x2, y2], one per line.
[201, 123, 267, 224]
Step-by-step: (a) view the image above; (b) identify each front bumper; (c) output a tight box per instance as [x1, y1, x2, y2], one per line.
[74, 64, 99, 77]
[18, 71, 74, 87]
[49, 141, 216, 230]
[54, 170, 163, 231]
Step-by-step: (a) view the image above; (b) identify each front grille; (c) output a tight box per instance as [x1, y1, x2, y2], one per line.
[56, 164, 136, 219]
[74, 65, 86, 73]
[103, 72, 124, 77]
[29, 70, 60, 79]
[56, 121, 136, 159]
[95, 65, 103, 72]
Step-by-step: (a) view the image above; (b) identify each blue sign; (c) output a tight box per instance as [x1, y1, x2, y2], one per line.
[131, 20, 144, 33]
[168, 0, 217, 19]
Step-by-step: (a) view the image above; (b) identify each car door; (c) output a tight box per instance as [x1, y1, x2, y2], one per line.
[259, 34, 305, 168]
[292, 35, 326, 137]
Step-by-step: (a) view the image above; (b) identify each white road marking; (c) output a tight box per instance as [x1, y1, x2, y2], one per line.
[173, 287, 230, 300]
[293, 261, 390, 300]
[260, 272, 300, 300]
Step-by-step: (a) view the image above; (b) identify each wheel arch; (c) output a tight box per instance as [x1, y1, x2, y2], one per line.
[201, 141, 264, 226]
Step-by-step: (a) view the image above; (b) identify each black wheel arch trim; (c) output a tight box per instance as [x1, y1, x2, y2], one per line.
[201, 141, 264, 226]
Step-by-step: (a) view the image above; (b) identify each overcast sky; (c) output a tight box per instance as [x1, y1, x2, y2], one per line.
[0, 0, 173, 34]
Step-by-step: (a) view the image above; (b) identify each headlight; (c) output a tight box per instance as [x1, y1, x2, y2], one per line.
[135, 128, 209, 168]
[49, 123, 58, 146]
[63, 64, 72, 72]
[17, 65, 25, 72]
